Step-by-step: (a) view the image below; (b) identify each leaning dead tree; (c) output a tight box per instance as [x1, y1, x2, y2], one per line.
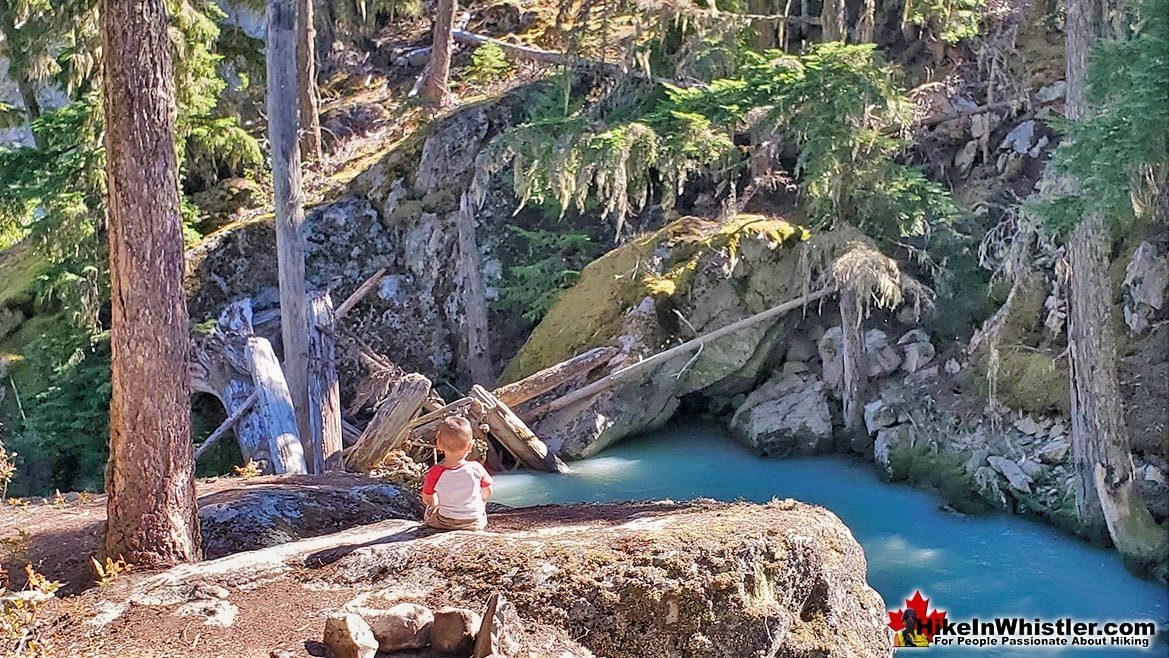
[191, 299, 308, 474]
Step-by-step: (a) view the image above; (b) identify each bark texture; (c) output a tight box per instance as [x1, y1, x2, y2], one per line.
[456, 192, 493, 385]
[101, 0, 200, 566]
[307, 291, 343, 472]
[267, 0, 313, 453]
[1062, 0, 1166, 563]
[839, 289, 869, 451]
[421, 0, 456, 104]
[296, 0, 323, 164]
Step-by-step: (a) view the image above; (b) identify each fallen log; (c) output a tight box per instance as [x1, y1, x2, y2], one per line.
[470, 385, 568, 473]
[335, 268, 386, 320]
[194, 391, 258, 461]
[246, 336, 309, 475]
[457, 191, 494, 384]
[308, 291, 343, 472]
[493, 346, 619, 407]
[345, 373, 432, 472]
[527, 286, 837, 419]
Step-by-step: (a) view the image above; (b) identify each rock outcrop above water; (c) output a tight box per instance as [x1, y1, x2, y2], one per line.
[73, 501, 892, 658]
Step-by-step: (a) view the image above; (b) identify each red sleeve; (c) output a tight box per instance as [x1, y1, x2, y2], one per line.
[422, 466, 443, 495]
[476, 462, 493, 487]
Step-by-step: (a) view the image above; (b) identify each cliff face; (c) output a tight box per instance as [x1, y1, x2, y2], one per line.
[53, 499, 892, 658]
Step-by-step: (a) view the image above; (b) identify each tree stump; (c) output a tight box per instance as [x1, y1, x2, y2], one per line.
[307, 291, 343, 472]
[346, 373, 432, 472]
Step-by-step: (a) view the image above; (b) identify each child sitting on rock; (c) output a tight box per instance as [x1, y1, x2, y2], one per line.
[421, 416, 493, 531]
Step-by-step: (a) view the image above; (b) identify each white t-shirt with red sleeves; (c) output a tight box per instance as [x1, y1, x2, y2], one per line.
[422, 460, 493, 521]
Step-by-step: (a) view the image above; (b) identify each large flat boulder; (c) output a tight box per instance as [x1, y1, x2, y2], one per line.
[78, 501, 889, 658]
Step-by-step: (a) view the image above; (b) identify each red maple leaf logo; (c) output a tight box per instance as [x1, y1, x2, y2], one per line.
[888, 590, 947, 643]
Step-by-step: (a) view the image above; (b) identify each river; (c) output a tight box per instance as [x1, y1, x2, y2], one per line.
[492, 422, 1168, 656]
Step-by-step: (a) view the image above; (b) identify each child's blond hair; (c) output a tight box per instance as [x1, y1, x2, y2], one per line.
[436, 416, 473, 453]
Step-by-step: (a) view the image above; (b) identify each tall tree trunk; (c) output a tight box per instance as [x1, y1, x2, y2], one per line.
[0, 0, 42, 140]
[1062, 0, 1166, 563]
[421, 0, 455, 105]
[819, 0, 846, 41]
[457, 191, 493, 385]
[839, 288, 869, 452]
[267, 0, 313, 454]
[101, 0, 200, 566]
[297, 0, 323, 164]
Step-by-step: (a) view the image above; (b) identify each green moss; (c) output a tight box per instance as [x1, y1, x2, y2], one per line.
[972, 346, 1071, 415]
[499, 214, 803, 382]
[888, 443, 993, 514]
[0, 241, 49, 310]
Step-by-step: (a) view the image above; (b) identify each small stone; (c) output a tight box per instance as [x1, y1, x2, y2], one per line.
[864, 399, 898, 435]
[431, 607, 481, 656]
[323, 613, 378, 658]
[897, 329, 931, 345]
[364, 602, 434, 652]
[954, 140, 979, 174]
[781, 360, 809, 375]
[864, 329, 902, 378]
[1020, 460, 1044, 477]
[944, 359, 961, 375]
[988, 456, 1033, 494]
[1028, 135, 1050, 158]
[1012, 415, 1045, 436]
[999, 120, 1036, 154]
[1037, 80, 1066, 103]
[901, 341, 936, 374]
[1047, 422, 1066, 439]
[175, 599, 238, 628]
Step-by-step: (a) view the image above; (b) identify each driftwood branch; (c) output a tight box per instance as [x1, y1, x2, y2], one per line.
[246, 336, 309, 474]
[345, 373, 432, 471]
[471, 385, 568, 473]
[335, 268, 386, 320]
[529, 286, 837, 419]
[194, 391, 259, 461]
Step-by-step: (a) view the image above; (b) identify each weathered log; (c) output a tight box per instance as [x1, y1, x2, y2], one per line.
[457, 191, 494, 384]
[493, 346, 619, 407]
[190, 300, 270, 466]
[307, 291, 343, 472]
[341, 419, 362, 447]
[335, 268, 386, 320]
[246, 336, 308, 475]
[528, 287, 837, 419]
[346, 373, 431, 472]
[470, 385, 568, 473]
[194, 391, 258, 461]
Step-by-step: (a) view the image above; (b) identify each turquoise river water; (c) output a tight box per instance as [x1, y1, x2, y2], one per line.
[492, 422, 1169, 656]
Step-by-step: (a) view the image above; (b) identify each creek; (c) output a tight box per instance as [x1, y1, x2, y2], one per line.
[493, 422, 1168, 656]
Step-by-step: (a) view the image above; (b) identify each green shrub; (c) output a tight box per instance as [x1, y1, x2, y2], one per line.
[464, 42, 512, 86]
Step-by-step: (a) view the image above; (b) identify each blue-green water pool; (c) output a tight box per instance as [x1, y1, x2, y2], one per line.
[492, 422, 1169, 656]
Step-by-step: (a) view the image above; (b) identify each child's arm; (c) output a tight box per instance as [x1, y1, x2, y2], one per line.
[478, 463, 494, 501]
[421, 466, 443, 509]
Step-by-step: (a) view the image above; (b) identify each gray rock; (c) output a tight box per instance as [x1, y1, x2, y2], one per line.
[1036, 438, 1069, 464]
[198, 475, 421, 559]
[988, 456, 1033, 494]
[901, 341, 936, 374]
[863, 399, 898, 435]
[729, 373, 833, 456]
[1028, 135, 1050, 158]
[864, 330, 902, 378]
[431, 607, 482, 655]
[781, 360, 809, 375]
[1019, 460, 1044, 477]
[1012, 415, 1045, 437]
[174, 599, 239, 628]
[874, 425, 915, 473]
[1037, 80, 1066, 103]
[818, 326, 845, 390]
[364, 602, 434, 652]
[785, 336, 818, 362]
[999, 120, 1036, 154]
[954, 140, 978, 174]
[944, 359, 961, 375]
[1122, 242, 1168, 334]
[897, 329, 931, 345]
[323, 613, 378, 658]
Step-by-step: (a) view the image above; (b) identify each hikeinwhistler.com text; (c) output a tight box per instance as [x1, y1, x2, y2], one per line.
[925, 617, 1159, 649]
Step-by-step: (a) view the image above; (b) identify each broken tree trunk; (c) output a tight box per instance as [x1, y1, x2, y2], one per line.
[457, 191, 494, 385]
[493, 346, 619, 407]
[529, 287, 837, 419]
[246, 336, 308, 474]
[470, 385, 568, 473]
[346, 373, 432, 472]
[190, 300, 271, 465]
[839, 288, 869, 452]
[307, 291, 343, 472]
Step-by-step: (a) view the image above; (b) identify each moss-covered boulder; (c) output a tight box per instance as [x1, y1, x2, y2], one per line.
[506, 214, 838, 458]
